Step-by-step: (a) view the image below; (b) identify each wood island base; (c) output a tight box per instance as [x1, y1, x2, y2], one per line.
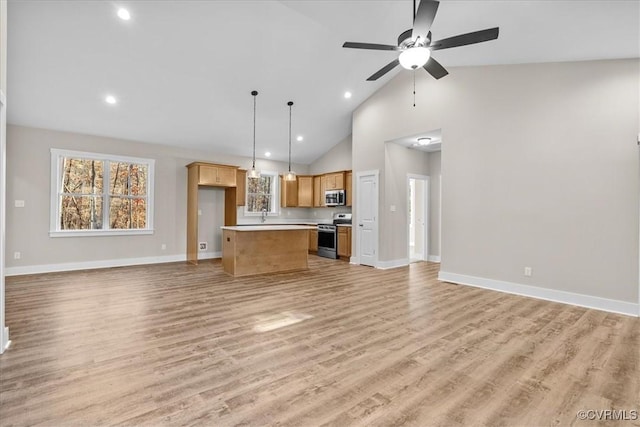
[221, 226, 314, 277]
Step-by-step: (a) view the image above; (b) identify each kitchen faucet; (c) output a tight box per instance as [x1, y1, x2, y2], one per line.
[261, 208, 268, 223]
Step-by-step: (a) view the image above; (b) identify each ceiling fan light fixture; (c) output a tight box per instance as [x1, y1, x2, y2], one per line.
[399, 46, 431, 70]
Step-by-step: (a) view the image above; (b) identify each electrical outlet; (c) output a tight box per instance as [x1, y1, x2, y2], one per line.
[14, 252, 21, 260]
[198, 209, 202, 216]
[390, 205, 396, 212]
[199, 242, 207, 251]
[161, 244, 166, 250]
[524, 267, 532, 277]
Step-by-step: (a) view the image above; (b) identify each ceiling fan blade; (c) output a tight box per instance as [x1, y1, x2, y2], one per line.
[423, 57, 448, 79]
[430, 27, 499, 51]
[411, 0, 439, 42]
[367, 59, 400, 81]
[343, 42, 399, 51]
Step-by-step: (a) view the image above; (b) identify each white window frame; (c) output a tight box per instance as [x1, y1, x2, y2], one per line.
[244, 170, 280, 216]
[50, 149, 155, 237]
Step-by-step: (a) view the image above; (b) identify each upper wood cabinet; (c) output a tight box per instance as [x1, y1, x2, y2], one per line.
[236, 169, 246, 206]
[313, 176, 322, 207]
[297, 176, 313, 207]
[345, 171, 352, 207]
[324, 172, 345, 190]
[196, 163, 237, 187]
[320, 175, 327, 205]
[280, 176, 299, 207]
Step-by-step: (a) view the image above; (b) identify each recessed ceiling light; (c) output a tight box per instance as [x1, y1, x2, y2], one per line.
[296, 136, 303, 142]
[344, 91, 352, 99]
[264, 151, 271, 157]
[117, 8, 131, 21]
[105, 95, 117, 105]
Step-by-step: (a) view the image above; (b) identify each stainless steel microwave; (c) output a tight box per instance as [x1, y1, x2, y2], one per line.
[325, 190, 346, 206]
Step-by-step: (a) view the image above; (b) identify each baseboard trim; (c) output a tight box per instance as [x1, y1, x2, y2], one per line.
[5, 251, 223, 276]
[377, 258, 409, 270]
[427, 255, 441, 263]
[438, 271, 639, 317]
[0, 327, 10, 355]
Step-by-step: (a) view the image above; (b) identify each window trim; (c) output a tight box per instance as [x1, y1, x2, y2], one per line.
[49, 149, 155, 237]
[243, 169, 280, 216]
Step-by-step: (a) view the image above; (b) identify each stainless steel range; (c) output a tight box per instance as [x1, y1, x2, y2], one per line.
[317, 213, 352, 259]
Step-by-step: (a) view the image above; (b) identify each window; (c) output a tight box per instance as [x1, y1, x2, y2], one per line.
[245, 170, 279, 215]
[50, 149, 154, 236]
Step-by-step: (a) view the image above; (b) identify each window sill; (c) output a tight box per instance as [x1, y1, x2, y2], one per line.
[243, 212, 280, 217]
[49, 229, 155, 238]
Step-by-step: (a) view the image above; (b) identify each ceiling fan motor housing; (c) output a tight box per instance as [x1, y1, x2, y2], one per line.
[398, 29, 431, 49]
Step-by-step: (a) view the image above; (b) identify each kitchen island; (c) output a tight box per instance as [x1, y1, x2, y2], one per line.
[221, 225, 316, 276]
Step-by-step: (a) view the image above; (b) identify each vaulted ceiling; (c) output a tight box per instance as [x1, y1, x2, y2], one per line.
[7, 1, 639, 163]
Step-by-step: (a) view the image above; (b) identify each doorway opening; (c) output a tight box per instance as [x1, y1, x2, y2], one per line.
[408, 175, 429, 263]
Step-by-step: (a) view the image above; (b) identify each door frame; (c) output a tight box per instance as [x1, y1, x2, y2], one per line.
[355, 170, 379, 267]
[0, 90, 9, 353]
[407, 174, 429, 263]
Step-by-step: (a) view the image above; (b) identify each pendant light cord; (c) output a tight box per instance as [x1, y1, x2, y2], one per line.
[287, 101, 293, 172]
[251, 91, 258, 169]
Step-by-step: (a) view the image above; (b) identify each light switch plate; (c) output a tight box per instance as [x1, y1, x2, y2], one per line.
[15, 200, 25, 208]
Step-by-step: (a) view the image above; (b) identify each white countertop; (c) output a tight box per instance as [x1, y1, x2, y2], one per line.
[221, 225, 317, 232]
[336, 224, 352, 227]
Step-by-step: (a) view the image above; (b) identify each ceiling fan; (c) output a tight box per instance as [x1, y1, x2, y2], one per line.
[343, 0, 499, 81]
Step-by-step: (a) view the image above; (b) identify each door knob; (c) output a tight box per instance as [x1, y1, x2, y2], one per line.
[359, 224, 363, 227]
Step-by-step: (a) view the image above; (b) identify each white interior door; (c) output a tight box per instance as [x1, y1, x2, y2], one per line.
[357, 171, 378, 267]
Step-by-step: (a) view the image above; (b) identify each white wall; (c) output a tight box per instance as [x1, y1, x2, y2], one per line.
[384, 142, 429, 262]
[309, 135, 352, 175]
[428, 151, 441, 258]
[353, 59, 639, 310]
[308, 134, 353, 222]
[6, 125, 309, 273]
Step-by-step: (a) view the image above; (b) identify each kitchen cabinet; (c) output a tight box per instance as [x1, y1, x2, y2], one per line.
[186, 162, 239, 265]
[198, 164, 237, 187]
[337, 226, 352, 258]
[313, 176, 322, 207]
[297, 176, 313, 207]
[345, 171, 352, 207]
[280, 176, 299, 207]
[324, 172, 345, 190]
[236, 169, 246, 206]
[309, 228, 318, 252]
[320, 175, 327, 205]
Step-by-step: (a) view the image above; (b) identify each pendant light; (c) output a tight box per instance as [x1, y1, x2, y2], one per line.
[284, 101, 296, 181]
[247, 90, 261, 179]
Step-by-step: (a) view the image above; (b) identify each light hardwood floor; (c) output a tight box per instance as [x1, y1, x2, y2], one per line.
[1, 257, 638, 426]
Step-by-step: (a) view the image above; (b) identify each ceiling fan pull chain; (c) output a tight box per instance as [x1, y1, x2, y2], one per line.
[413, 69, 416, 107]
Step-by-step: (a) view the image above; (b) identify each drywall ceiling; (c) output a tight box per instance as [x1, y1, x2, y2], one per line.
[7, 1, 639, 164]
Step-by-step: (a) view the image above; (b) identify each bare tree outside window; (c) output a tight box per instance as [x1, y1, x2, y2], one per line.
[246, 173, 276, 213]
[52, 150, 154, 235]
